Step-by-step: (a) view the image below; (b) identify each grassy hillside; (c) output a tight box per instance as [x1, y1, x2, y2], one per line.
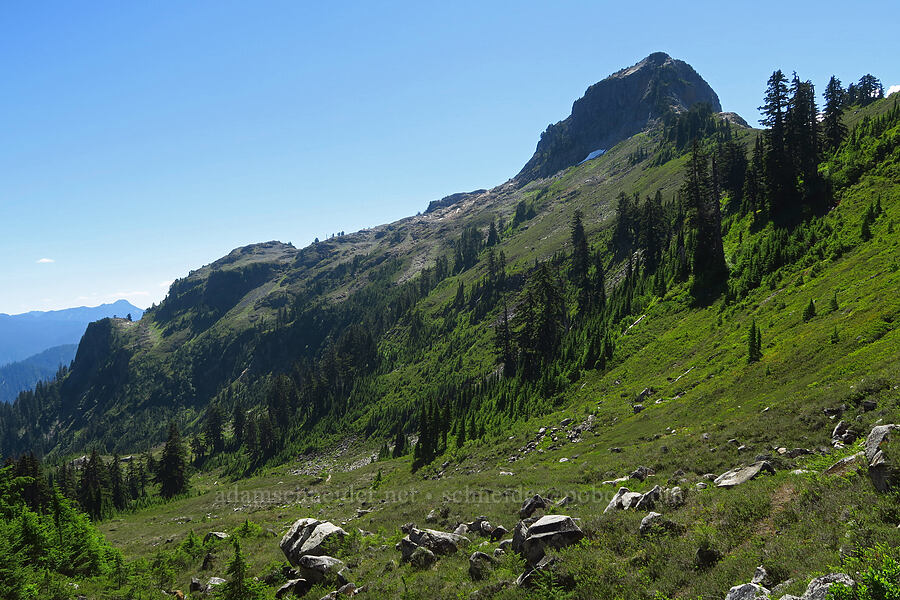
[0, 67, 898, 598]
[6, 94, 891, 600]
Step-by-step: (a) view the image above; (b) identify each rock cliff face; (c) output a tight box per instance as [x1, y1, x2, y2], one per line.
[516, 52, 721, 182]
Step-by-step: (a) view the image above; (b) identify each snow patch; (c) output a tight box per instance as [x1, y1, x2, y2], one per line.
[579, 148, 606, 164]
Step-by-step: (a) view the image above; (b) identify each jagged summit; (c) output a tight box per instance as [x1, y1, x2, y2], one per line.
[516, 52, 721, 183]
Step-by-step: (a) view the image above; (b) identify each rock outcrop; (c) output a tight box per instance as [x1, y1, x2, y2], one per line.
[520, 514, 584, 565]
[397, 526, 469, 562]
[865, 424, 899, 492]
[714, 461, 775, 488]
[516, 52, 723, 183]
[280, 519, 347, 565]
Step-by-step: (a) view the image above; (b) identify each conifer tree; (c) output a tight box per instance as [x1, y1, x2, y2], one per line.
[108, 454, 127, 511]
[802, 299, 816, 322]
[232, 403, 246, 448]
[391, 422, 406, 458]
[759, 70, 794, 218]
[204, 405, 225, 454]
[683, 141, 728, 300]
[822, 76, 847, 152]
[748, 320, 762, 363]
[220, 537, 265, 600]
[157, 422, 188, 499]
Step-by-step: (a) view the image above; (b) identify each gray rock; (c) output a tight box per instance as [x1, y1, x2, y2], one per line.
[398, 527, 469, 562]
[468, 551, 494, 580]
[521, 514, 584, 565]
[832, 420, 849, 440]
[519, 494, 550, 518]
[665, 486, 685, 507]
[318, 582, 359, 599]
[633, 485, 662, 510]
[799, 573, 854, 600]
[639, 512, 680, 536]
[297, 555, 346, 585]
[511, 521, 529, 554]
[515, 52, 722, 183]
[206, 577, 227, 590]
[515, 555, 560, 587]
[409, 546, 436, 569]
[280, 519, 347, 565]
[453, 523, 468, 535]
[490, 525, 508, 541]
[425, 509, 439, 523]
[630, 465, 653, 481]
[724, 582, 770, 600]
[203, 531, 229, 544]
[604, 487, 644, 512]
[714, 461, 775, 488]
[752, 565, 767, 585]
[499, 539, 512, 552]
[633, 404, 644, 414]
[865, 424, 900, 492]
[276, 579, 311, 599]
[823, 452, 864, 477]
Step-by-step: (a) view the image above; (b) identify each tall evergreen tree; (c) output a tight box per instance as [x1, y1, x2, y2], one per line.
[747, 320, 762, 363]
[822, 75, 847, 152]
[683, 141, 728, 300]
[157, 422, 188, 499]
[204, 405, 225, 454]
[759, 70, 794, 218]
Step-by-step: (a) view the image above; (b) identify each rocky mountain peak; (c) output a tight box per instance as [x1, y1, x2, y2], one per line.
[516, 52, 721, 183]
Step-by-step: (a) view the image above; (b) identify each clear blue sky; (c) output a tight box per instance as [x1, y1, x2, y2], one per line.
[2, 1, 897, 314]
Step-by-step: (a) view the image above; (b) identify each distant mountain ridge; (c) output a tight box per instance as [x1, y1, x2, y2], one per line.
[516, 51, 722, 182]
[0, 300, 143, 365]
[0, 344, 77, 403]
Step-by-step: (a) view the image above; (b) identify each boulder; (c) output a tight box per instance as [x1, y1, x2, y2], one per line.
[318, 583, 360, 599]
[453, 523, 468, 535]
[633, 485, 661, 510]
[203, 531, 229, 544]
[398, 527, 470, 562]
[724, 583, 770, 600]
[832, 420, 849, 440]
[409, 527, 469, 555]
[799, 573, 854, 600]
[276, 579, 311, 599]
[206, 577, 226, 591]
[490, 525, 508, 541]
[297, 555, 346, 585]
[604, 487, 642, 513]
[519, 494, 550, 518]
[468, 551, 494, 580]
[515, 555, 560, 587]
[865, 424, 900, 492]
[409, 546, 436, 569]
[665, 486, 685, 507]
[630, 466, 653, 481]
[425, 509, 439, 523]
[639, 512, 680, 536]
[511, 521, 529, 554]
[521, 514, 584, 565]
[751, 565, 767, 585]
[281, 519, 347, 565]
[823, 452, 864, 477]
[189, 577, 203, 593]
[714, 461, 775, 488]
